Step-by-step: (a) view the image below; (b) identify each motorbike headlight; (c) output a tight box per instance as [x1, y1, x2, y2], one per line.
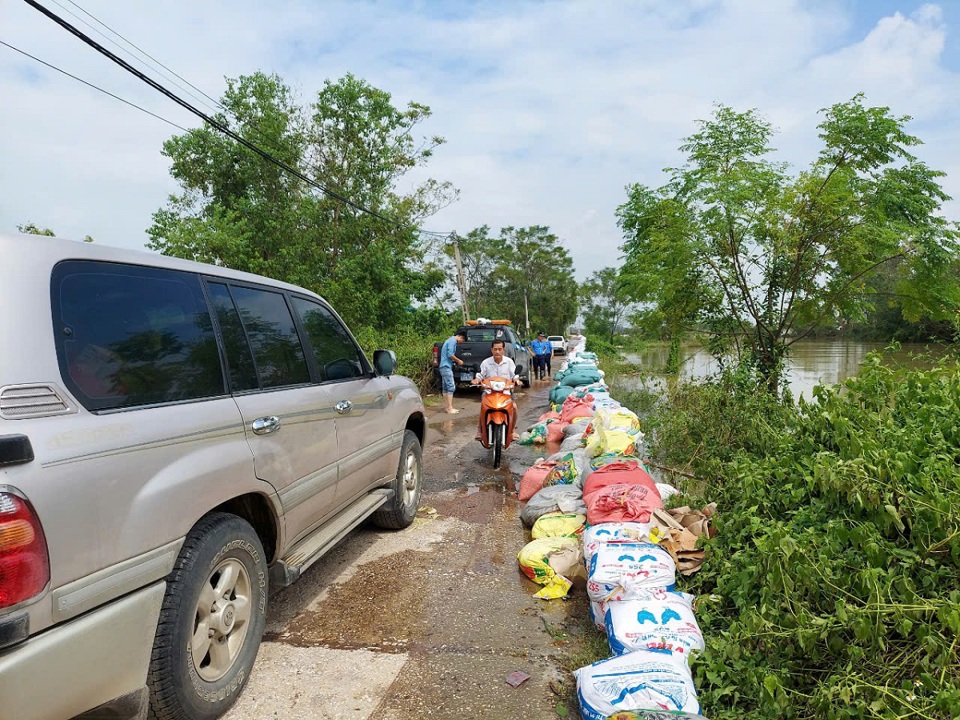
[491, 380, 505, 392]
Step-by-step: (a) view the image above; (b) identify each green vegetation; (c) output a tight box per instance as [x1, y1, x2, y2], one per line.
[609, 349, 960, 719]
[148, 72, 455, 334]
[616, 95, 960, 394]
[17, 222, 55, 236]
[17, 223, 94, 242]
[439, 224, 578, 337]
[579, 267, 635, 345]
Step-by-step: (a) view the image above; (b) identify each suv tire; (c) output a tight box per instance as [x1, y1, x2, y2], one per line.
[372, 430, 423, 530]
[147, 513, 268, 720]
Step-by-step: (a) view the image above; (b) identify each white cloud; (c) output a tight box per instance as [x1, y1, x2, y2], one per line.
[2, 0, 959, 281]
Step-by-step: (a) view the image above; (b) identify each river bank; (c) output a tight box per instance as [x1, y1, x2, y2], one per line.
[599, 342, 960, 719]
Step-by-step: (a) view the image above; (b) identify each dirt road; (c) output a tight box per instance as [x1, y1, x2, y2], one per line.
[223, 380, 588, 720]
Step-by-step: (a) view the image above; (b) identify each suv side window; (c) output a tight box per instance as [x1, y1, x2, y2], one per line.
[229, 286, 310, 388]
[290, 297, 367, 381]
[207, 283, 259, 392]
[53, 261, 224, 411]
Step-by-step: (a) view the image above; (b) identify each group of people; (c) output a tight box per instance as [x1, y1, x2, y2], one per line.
[437, 330, 558, 413]
[438, 330, 553, 440]
[528, 331, 555, 381]
[437, 330, 560, 442]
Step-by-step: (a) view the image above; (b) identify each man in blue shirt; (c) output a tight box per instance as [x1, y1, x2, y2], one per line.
[439, 330, 467, 413]
[529, 331, 554, 381]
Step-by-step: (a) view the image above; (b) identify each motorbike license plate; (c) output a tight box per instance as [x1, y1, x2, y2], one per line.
[461, 372, 474, 381]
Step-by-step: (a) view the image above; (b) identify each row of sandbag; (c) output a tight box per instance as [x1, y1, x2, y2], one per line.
[514, 342, 710, 719]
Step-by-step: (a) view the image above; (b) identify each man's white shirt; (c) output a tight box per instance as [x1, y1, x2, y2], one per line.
[477, 356, 517, 380]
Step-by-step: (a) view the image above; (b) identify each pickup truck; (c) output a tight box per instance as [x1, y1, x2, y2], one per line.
[432, 319, 532, 388]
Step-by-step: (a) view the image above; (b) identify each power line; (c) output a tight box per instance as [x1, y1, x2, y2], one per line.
[21, 0, 457, 238]
[24, 0, 405, 228]
[48, 0, 223, 116]
[49, 0, 323, 188]
[0, 39, 188, 132]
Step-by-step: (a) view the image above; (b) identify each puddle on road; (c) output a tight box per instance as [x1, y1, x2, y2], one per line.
[265, 548, 431, 653]
[431, 482, 510, 524]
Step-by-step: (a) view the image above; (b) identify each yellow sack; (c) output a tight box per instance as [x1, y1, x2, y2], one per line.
[605, 409, 643, 437]
[517, 537, 582, 599]
[586, 425, 639, 458]
[531, 511, 586, 539]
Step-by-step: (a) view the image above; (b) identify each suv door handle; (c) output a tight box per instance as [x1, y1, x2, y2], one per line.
[252, 416, 281, 435]
[335, 400, 353, 415]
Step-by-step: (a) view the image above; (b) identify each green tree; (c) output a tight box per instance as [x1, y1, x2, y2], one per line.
[494, 226, 578, 337]
[17, 223, 56, 236]
[148, 72, 456, 331]
[435, 225, 578, 337]
[579, 267, 635, 345]
[17, 223, 94, 242]
[435, 226, 507, 320]
[617, 95, 960, 393]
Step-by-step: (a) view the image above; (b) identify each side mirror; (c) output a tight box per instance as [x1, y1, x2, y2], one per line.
[373, 350, 398, 376]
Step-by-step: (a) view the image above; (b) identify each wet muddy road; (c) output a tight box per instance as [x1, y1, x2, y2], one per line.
[224, 381, 587, 720]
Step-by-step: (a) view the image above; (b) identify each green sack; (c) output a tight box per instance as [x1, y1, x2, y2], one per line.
[549, 384, 576, 404]
[560, 367, 602, 387]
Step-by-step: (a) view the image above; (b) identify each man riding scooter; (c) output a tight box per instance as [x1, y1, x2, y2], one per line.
[471, 338, 521, 444]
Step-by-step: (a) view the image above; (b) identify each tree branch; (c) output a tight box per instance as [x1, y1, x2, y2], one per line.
[785, 251, 908, 346]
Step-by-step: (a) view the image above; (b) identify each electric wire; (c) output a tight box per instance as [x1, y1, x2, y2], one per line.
[23, 0, 405, 227]
[52, 0, 338, 190]
[63, 0, 224, 112]
[48, 0, 223, 116]
[0, 39, 189, 132]
[20, 0, 456, 239]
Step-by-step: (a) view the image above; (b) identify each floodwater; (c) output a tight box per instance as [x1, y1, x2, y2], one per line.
[623, 339, 951, 401]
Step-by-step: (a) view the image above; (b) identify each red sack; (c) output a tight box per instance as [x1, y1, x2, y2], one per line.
[546, 420, 570, 443]
[538, 410, 562, 423]
[582, 460, 658, 498]
[584, 483, 664, 525]
[519, 461, 558, 501]
[560, 396, 595, 424]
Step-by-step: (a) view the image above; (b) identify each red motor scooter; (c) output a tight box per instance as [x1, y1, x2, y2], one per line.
[477, 376, 517, 469]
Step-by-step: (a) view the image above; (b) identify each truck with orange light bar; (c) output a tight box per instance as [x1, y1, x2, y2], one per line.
[432, 319, 532, 389]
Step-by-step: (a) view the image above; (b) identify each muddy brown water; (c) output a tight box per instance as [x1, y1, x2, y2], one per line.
[229, 379, 590, 720]
[625, 338, 951, 401]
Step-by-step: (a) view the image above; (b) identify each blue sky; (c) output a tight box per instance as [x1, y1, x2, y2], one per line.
[2, 1, 960, 281]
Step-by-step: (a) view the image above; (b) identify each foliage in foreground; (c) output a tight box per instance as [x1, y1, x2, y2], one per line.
[636, 352, 960, 718]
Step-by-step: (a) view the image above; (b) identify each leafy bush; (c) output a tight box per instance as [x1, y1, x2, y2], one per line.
[674, 352, 960, 719]
[640, 366, 793, 484]
[353, 325, 440, 393]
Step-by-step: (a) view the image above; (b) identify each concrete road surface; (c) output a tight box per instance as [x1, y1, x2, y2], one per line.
[223, 379, 591, 720]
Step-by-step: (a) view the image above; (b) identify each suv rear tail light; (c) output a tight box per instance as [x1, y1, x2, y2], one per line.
[0, 493, 50, 609]
[432, 345, 440, 367]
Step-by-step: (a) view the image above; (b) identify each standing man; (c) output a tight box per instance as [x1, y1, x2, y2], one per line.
[472, 339, 520, 440]
[439, 329, 467, 414]
[530, 331, 553, 380]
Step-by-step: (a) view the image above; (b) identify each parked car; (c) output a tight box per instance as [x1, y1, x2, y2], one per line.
[547, 335, 567, 355]
[0, 233, 426, 720]
[431, 319, 531, 388]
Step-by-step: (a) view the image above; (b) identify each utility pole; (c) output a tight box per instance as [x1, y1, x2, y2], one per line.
[523, 288, 531, 337]
[450, 233, 469, 324]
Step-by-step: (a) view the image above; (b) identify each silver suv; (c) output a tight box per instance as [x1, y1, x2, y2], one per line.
[0, 233, 427, 720]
